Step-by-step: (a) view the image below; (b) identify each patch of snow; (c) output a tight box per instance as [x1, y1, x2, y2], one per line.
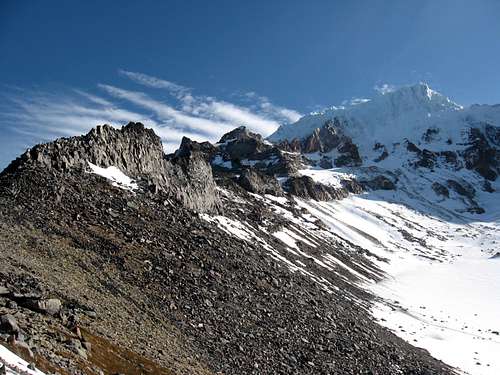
[273, 230, 299, 249]
[0, 344, 46, 375]
[87, 162, 138, 191]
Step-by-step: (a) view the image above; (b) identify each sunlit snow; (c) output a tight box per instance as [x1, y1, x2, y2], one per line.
[87, 162, 138, 191]
[0, 345, 46, 375]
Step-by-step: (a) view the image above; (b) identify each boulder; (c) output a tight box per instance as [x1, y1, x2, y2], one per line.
[67, 338, 88, 359]
[23, 298, 62, 316]
[0, 314, 19, 334]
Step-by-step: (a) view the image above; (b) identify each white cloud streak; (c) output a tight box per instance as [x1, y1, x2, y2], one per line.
[0, 70, 302, 168]
[119, 70, 190, 99]
[98, 84, 235, 138]
[119, 70, 303, 136]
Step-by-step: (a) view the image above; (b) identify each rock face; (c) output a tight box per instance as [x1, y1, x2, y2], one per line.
[335, 140, 362, 167]
[210, 126, 303, 176]
[167, 137, 220, 212]
[283, 176, 350, 201]
[278, 119, 351, 155]
[462, 126, 499, 180]
[218, 126, 276, 161]
[302, 120, 344, 153]
[432, 182, 450, 198]
[2, 122, 219, 212]
[237, 168, 283, 196]
[3, 122, 164, 177]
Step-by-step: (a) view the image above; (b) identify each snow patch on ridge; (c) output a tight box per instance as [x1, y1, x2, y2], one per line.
[87, 162, 138, 191]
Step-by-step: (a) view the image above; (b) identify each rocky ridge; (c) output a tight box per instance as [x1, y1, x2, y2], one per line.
[2, 122, 219, 213]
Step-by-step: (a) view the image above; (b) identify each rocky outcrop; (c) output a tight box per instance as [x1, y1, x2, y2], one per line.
[446, 179, 485, 214]
[362, 175, 396, 190]
[446, 179, 475, 200]
[211, 126, 303, 177]
[173, 136, 217, 161]
[462, 127, 499, 180]
[283, 176, 350, 201]
[277, 138, 302, 153]
[432, 182, 449, 198]
[319, 156, 333, 169]
[3, 123, 164, 178]
[373, 143, 389, 162]
[2, 123, 220, 212]
[301, 119, 345, 154]
[341, 179, 364, 194]
[218, 126, 277, 161]
[167, 137, 220, 212]
[405, 141, 438, 169]
[335, 140, 362, 167]
[438, 151, 461, 169]
[237, 168, 283, 196]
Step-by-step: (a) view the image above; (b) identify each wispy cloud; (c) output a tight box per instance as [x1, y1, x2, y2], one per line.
[119, 70, 302, 135]
[243, 91, 302, 123]
[119, 69, 190, 99]
[98, 84, 235, 138]
[0, 71, 302, 168]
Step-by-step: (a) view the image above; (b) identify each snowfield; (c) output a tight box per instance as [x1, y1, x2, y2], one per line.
[299, 168, 500, 375]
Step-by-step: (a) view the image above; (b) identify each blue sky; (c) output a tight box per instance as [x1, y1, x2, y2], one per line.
[1, 0, 500, 168]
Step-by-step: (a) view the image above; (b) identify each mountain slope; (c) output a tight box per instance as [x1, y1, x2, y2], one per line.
[262, 83, 500, 374]
[0, 123, 459, 374]
[2, 83, 499, 375]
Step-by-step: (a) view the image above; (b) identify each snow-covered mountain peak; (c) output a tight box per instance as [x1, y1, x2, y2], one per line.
[375, 82, 462, 111]
[268, 83, 466, 147]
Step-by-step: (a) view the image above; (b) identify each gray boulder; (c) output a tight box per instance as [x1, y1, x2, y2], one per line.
[0, 314, 19, 334]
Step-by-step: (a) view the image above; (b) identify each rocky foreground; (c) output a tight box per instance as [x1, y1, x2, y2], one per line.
[0, 122, 460, 374]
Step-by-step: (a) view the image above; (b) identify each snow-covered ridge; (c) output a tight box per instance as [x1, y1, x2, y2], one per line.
[268, 83, 500, 155]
